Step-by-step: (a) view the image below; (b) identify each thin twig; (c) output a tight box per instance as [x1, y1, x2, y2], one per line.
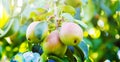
[54, 0, 59, 29]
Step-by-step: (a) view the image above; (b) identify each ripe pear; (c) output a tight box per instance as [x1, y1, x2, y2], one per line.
[26, 21, 48, 43]
[59, 22, 83, 46]
[42, 30, 67, 57]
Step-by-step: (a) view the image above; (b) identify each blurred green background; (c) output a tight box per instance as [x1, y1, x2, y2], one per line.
[0, 0, 120, 62]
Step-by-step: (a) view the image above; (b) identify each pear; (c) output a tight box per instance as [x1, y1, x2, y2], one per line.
[26, 21, 48, 43]
[59, 22, 83, 46]
[42, 30, 67, 57]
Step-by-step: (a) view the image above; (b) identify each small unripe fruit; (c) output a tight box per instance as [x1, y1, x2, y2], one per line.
[59, 22, 83, 46]
[42, 30, 67, 57]
[26, 21, 48, 43]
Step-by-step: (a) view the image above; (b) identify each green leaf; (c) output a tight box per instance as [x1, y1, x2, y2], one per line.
[2, 0, 10, 15]
[74, 20, 88, 29]
[81, 0, 95, 21]
[32, 0, 47, 9]
[62, 5, 76, 16]
[84, 57, 93, 62]
[12, 53, 25, 62]
[78, 41, 89, 59]
[92, 38, 102, 50]
[61, 13, 75, 22]
[0, 18, 19, 38]
[74, 46, 83, 62]
[60, 57, 69, 62]
[36, 11, 53, 21]
[21, 6, 35, 18]
[74, 8, 81, 20]
[61, 13, 88, 29]
[83, 38, 93, 48]
[40, 54, 67, 62]
[48, 55, 64, 62]
[65, 48, 75, 62]
[34, 21, 48, 42]
[40, 53, 48, 62]
[6, 18, 20, 36]
[100, 2, 112, 16]
[65, 0, 82, 8]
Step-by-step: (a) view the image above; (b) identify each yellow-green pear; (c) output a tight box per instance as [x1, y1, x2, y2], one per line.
[42, 30, 67, 57]
[26, 21, 48, 43]
[59, 22, 83, 46]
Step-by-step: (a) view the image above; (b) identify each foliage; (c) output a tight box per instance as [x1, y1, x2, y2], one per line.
[0, 0, 120, 62]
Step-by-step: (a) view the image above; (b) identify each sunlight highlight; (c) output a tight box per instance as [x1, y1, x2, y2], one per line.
[104, 59, 111, 62]
[115, 34, 120, 39]
[91, 52, 98, 59]
[88, 28, 101, 39]
[0, 3, 3, 18]
[117, 50, 120, 59]
[97, 19, 104, 27]
[17, 0, 23, 7]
